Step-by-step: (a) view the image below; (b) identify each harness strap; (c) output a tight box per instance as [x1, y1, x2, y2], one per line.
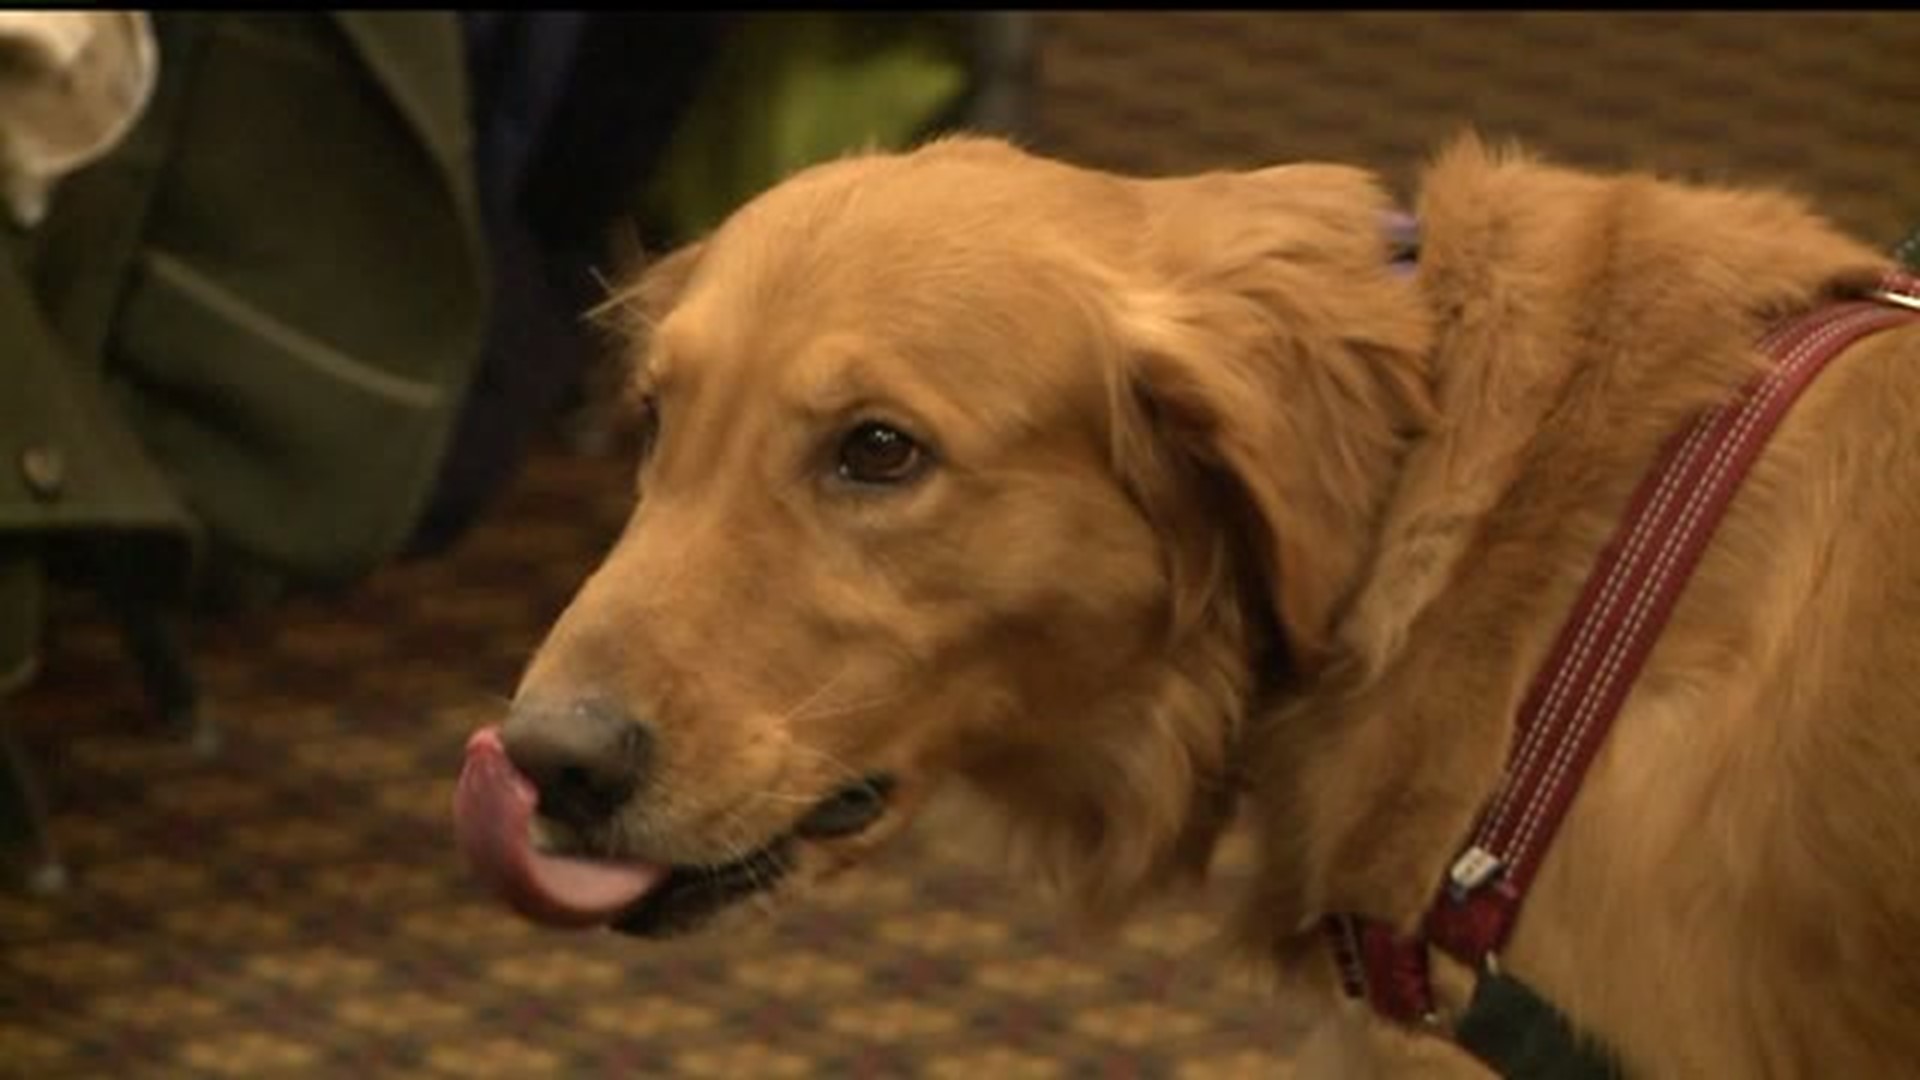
[1329, 269, 1920, 1051]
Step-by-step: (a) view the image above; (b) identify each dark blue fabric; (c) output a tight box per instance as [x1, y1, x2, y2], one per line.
[463, 11, 586, 217]
[409, 14, 726, 556]
[407, 12, 587, 557]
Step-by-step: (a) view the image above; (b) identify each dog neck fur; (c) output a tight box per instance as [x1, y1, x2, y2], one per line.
[967, 155, 1440, 929]
[1224, 136, 1889, 975]
[956, 601, 1253, 930]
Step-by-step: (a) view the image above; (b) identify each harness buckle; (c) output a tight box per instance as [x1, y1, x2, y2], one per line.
[1446, 845, 1506, 901]
[1867, 287, 1920, 314]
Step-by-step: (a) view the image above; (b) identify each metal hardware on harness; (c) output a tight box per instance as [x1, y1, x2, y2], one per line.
[1427, 271, 1920, 973]
[1869, 286, 1920, 313]
[1446, 845, 1505, 900]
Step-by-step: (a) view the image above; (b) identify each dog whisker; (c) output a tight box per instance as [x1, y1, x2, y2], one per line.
[780, 734, 900, 786]
[777, 743, 869, 794]
[775, 669, 852, 727]
[738, 789, 829, 806]
[785, 689, 913, 727]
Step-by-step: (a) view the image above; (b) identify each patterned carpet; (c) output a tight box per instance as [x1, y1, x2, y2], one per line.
[0, 444, 1299, 1079]
[7, 13, 1915, 1077]
[1030, 12, 1918, 248]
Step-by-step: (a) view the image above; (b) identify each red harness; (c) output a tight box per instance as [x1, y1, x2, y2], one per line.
[1329, 269, 1920, 1043]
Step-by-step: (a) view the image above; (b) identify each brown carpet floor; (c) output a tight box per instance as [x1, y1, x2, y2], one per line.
[7, 13, 1916, 1077]
[1030, 12, 1918, 247]
[1, 443, 1299, 1079]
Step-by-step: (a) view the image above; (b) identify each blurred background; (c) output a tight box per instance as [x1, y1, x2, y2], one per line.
[2, 12, 1915, 1077]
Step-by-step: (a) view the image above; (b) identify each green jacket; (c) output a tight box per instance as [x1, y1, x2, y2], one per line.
[3, 12, 486, 686]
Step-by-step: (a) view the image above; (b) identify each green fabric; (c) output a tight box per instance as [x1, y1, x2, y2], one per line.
[0, 553, 42, 696]
[0, 216, 194, 688]
[1454, 971, 1625, 1080]
[27, 12, 486, 586]
[646, 13, 971, 242]
[1, 228, 191, 537]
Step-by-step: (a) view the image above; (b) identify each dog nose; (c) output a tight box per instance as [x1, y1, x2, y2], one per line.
[500, 699, 653, 831]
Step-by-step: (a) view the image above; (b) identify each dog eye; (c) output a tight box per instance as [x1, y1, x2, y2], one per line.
[836, 422, 927, 486]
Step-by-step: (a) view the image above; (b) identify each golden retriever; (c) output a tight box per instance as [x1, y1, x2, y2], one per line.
[454, 134, 1920, 1077]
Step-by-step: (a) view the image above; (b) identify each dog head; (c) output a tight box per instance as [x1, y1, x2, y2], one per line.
[454, 136, 1431, 937]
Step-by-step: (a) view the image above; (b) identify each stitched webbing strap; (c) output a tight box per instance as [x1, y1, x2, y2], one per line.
[1331, 269, 1920, 1030]
[1429, 272, 1920, 967]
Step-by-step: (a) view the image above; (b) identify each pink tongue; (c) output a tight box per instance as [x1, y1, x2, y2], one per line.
[453, 726, 668, 927]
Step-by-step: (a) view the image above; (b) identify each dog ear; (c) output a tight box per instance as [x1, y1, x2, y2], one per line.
[629, 240, 706, 327]
[1112, 167, 1433, 669]
[590, 237, 707, 407]
[593, 236, 707, 341]
[578, 236, 708, 468]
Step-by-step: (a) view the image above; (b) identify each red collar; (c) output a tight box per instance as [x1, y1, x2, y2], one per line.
[1328, 269, 1920, 1046]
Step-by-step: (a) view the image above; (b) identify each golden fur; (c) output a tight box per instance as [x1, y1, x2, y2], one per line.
[526, 133, 1918, 1076]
